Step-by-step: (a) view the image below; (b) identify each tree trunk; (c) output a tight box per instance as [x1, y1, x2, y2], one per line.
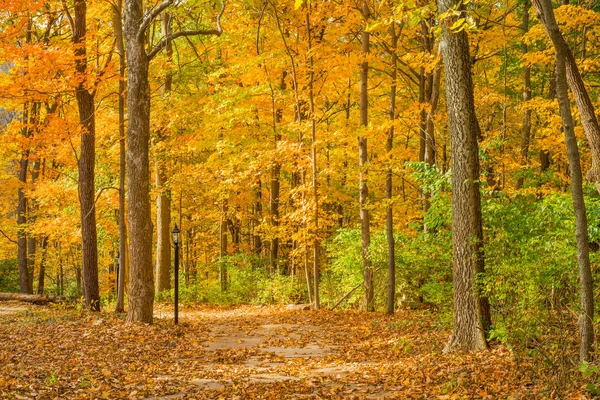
[425, 49, 442, 167]
[253, 177, 262, 254]
[516, 1, 532, 190]
[386, 23, 398, 315]
[220, 200, 228, 292]
[155, 13, 172, 294]
[72, 0, 100, 311]
[305, 8, 320, 310]
[531, 0, 594, 362]
[0, 292, 56, 303]
[125, 0, 154, 323]
[36, 236, 48, 295]
[17, 103, 30, 294]
[269, 71, 285, 273]
[113, 0, 127, 314]
[359, 0, 374, 312]
[439, 0, 488, 352]
[26, 159, 40, 294]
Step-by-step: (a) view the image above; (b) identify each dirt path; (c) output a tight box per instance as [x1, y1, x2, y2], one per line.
[157, 305, 392, 399]
[0, 303, 552, 399]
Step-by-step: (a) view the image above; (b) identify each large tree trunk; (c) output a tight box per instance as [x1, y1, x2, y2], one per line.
[359, 0, 374, 312]
[531, 0, 594, 362]
[439, 0, 488, 352]
[73, 0, 100, 311]
[386, 23, 398, 315]
[155, 13, 173, 294]
[113, 0, 127, 314]
[125, 0, 154, 323]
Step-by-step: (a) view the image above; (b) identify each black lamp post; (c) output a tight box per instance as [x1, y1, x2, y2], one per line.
[172, 224, 180, 325]
[115, 252, 120, 293]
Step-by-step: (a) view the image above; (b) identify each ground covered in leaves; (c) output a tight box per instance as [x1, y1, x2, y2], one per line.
[0, 301, 588, 399]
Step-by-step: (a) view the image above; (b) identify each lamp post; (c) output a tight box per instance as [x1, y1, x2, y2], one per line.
[115, 252, 120, 293]
[172, 224, 180, 324]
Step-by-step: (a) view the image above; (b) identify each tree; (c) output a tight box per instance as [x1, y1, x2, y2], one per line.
[531, 0, 594, 362]
[359, 0, 373, 312]
[439, 0, 488, 352]
[63, 0, 103, 311]
[112, 0, 127, 314]
[124, 0, 224, 322]
[154, 13, 173, 295]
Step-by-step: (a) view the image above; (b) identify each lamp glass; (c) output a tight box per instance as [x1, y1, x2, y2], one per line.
[172, 224, 180, 244]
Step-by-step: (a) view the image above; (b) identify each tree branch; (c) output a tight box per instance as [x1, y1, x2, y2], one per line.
[147, 1, 225, 61]
[137, 0, 174, 40]
[60, 0, 75, 32]
[0, 229, 17, 244]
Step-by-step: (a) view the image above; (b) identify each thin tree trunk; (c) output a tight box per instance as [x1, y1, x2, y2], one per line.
[439, 0, 488, 352]
[253, 176, 262, 254]
[531, 0, 594, 361]
[425, 49, 442, 166]
[71, 0, 100, 311]
[516, 1, 532, 190]
[17, 102, 30, 294]
[36, 236, 48, 294]
[113, 0, 127, 313]
[155, 13, 172, 294]
[359, 0, 374, 312]
[220, 200, 228, 292]
[305, 8, 320, 310]
[269, 72, 285, 272]
[386, 23, 398, 315]
[26, 159, 40, 293]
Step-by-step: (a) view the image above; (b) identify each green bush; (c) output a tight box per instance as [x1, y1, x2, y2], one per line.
[0, 258, 19, 292]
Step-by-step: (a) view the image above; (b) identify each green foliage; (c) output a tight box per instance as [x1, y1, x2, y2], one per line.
[580, 361, 600, 396]
[157, 253, 308, 306]
[0, 258, 18, 292]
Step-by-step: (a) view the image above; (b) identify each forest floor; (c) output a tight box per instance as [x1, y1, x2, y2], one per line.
[0, 301, 587, 399]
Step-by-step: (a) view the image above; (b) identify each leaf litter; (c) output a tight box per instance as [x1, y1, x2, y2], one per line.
[0, 301, 588, 399]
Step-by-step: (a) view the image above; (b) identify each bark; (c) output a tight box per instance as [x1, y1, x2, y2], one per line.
[269, 72, 285, 272]
[26, 159, 40, 294]
[72, 0, 100, 311]
[386, 23, 398, 315]
[125, 0, 154, 323]
[36, 236, 48, 295]
[17, 103, 30, 294]
[253, 177, 262, 254]
[440, 0, 488, 352]
[306, 9, 320, 310]
[531, 0, 594, 361]
[359, 0, 374, 312]
[220, 200, 228, 292]
[113, 0, 127, 314]
[565, 47, 600, 188]
[0, 292, 56, 303]
[516, 1, 532, 190]
[155, 13, 173, 295]
[425, 51, 442, 166]
[123, 0, 219, 322]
